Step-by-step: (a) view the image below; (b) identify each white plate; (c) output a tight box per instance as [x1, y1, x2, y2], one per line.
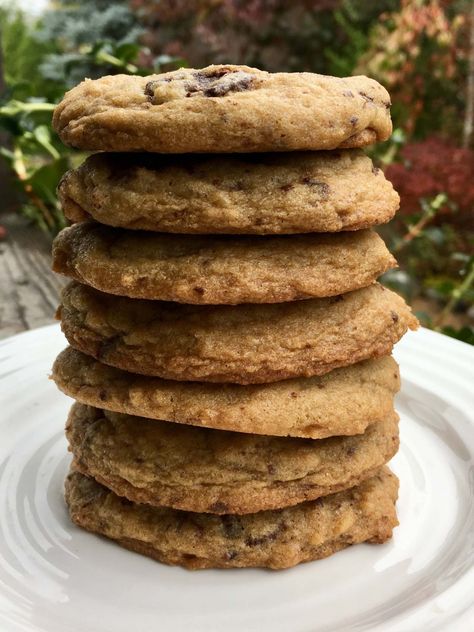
[0, 325, 473, 632]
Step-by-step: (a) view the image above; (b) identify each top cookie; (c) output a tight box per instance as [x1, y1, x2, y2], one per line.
[52, 65, 392, 153]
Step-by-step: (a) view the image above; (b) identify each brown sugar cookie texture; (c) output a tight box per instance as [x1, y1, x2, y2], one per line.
[67, 403, 399, 515]
[52, 65, 392, 153]
[58, 150, 399, 234]
[65, 467, 399, 570]
[52, 224, 396, 304]
[57, 282, 418, 384]
[53, 348, 400, 439]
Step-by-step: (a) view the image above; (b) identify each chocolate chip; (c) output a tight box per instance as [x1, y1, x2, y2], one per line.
[99, 390, 107, 401]
[204, 73, 254, 97]
[144, 81, 157, 99]
[193, 69, 254, 97]
[245, 523, 285, 547]
[280, 183, 294, 192]
[346, 446, 356, 456]
[193, 287, 205, 296]
[301, 178, 330, 199]
[196, 68, 231, 81]
[222, 515, 244, 539]
[350, 116, 358, 126]
[267, 463, 276, 475]
[391, 311, 399, 323]
[359, 91, 374, 103]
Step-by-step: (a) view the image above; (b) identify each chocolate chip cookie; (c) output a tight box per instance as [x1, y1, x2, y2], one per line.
[52, 224, 395, 304]
[65, 467, 398, 569]
[52, 348, 400, 439]
[67, 403, 399, 514]
[53, 65, 392, 153]
[58, 150, 399, 234]
[57, 281, 418, 384]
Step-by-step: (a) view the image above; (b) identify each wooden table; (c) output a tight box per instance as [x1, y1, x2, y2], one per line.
[0, 213, 66, 340]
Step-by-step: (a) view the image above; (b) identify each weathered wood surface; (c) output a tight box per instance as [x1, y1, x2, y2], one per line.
[0, 213, 66, 339]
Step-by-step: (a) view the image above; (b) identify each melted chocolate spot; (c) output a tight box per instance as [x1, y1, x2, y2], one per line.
[245, 522, 285, 547]
[222, 515, 244, 539]
[359, 91, 374, 103]
[201, 71, 254, 97]
[146, 69, 254, 103]
[301, 178, 330, 199]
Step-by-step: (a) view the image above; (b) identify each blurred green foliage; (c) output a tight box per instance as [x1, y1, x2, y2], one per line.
[0, 0, 473, 342]
[0, 1, 182, 235]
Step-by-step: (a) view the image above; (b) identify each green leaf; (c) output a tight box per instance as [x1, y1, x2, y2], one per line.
[441, 326, 474, 346]
[413, 310, 433, 327]
[27, 158, 69, 203]
[115, 42, 141, 63]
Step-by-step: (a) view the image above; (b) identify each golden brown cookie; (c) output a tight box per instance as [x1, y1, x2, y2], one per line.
[53, 348, 400, 439]
[58, 150, 399, 234]
[65, 467, 399, 570]
[57, 282, 418, 384]
[52, 224, 395, 304]
[52, 65, 392, 153]
[67, 403, 399, 514]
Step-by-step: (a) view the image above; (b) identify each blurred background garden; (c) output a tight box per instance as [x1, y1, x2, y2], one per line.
[0, 0, 473, 342]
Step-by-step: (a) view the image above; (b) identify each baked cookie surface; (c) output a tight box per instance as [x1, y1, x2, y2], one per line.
[65, 467, 398, 569]
[52, 224, 395, 304]
[52, 65, 392, 153]
[58, 150, 399, 234]
[53, 348, 400, 439]
[58, 282, 418, 384]
[67, 403, 399, 514]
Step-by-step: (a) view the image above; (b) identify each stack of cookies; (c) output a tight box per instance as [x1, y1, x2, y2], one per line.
[51, 65, 418, 570]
